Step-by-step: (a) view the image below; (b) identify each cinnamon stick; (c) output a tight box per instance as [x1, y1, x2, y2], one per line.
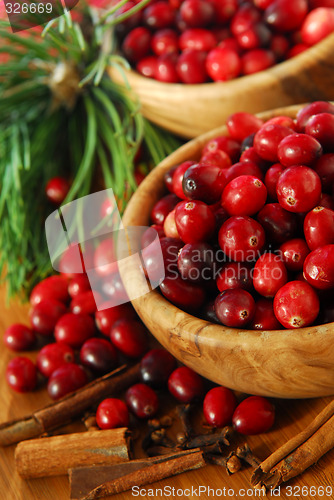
[0, 363, 140, 446]
[15, 428, 130, 478]
[251, 399, 334, 490]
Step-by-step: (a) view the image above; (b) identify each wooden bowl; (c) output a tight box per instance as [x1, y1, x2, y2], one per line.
[120, 103, 334, 399]
[108, 33, 334, 138]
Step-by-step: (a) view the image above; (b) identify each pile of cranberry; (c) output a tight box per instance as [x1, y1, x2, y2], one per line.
[146, 101, 334, 329]
[116, 0, 334, 83]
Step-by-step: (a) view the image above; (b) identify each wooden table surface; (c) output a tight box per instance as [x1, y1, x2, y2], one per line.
[1, 286, 334, 500]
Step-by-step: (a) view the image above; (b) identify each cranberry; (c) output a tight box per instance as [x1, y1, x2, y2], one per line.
[182, 163, 227, 204]
[203, 386, 237, 427]
[200, 150, 232, 170]
[168, 366, 204, 403]
[37, 342, 74, 378]
[279, 238, 310, 271]
[227, 112, 264, 142]
[222, 175, 267, 216]
[215, 288, 255, 327]
[202, 135, 241, 163]
[68, 274, 91, 298]
[232, 396, 275, 435]
[172, 161, 196, 199]
[254, 124, 294, 162]
[239, 148, 270, 173]
[175, 200, 216, 244]
[93, 239, 117, 277]
[142, 224, 165, 248]
[58, 242, 94, 276]
[142, 236, 183, 281]
[314, 154, 334, 192]
[218, 215, 266, 262]
[45, 177, 70, 205]
[80, 338, 118, 374]
[137, 56, 158, 78]
[303, 206, 334, 250]
[225, 161, 264, 183]
[218, 37, 241, 54]
[217, 262, 253, 292]
[274, 280, 320, 328]
[179, 28, 217, 51]
[122, 27, 151, 63]
[305, 113, 334, 152]
[151, 193, 180, 225]
[212, 0, 238, 23]
[95, 303, 136, 336]
[237, 23, 271, 50]
[160, 275, 206, 310]
[151, 29, 178, 55]
[230, 4, 261, 36]
[140, 348, 177, 387]
[264, 164, 284, 201]
[296, 101, 334, 131]
[29, 299, 67, 336]
[180, 0, 215, 27]
[114, 1, 142, 34]
[266, 115, 297, 131]
[163, 209, 180, 238]
[249, 298, 281, 330]
[47, 363, 88, 400]
[319, 193, 334, 210]
[125, 383, 159, 418]
[264, 0, 308, 31]
[276, 165, 321, 213]
[30, 275, 69, 306]
[144, 1, 175, 29]
[287, 43, 308, 58]
[110, 318, 148, 358]
[54, 313, 95, 348]
[253, 252, 288, 297]
[201, 299, 221, 323]
[301, 7, 334, 45]
[155, 53, 180, 82]
[6, 357, 37, 393]
[206, 47, 241, 82]
[176, 49, 208, 83]
[277, 133, 322, 168]
[270, 34, 290, 60]
[241, 49, 275, 75]
[96, 398, 129, 429]
[177, 242, 215, 282]
[303, 244, 334, 290]
[70, 290, 98, 315]
[257, 203, 297, 244]
[100, 271, 129, 305]
[4, 324, 36, 352]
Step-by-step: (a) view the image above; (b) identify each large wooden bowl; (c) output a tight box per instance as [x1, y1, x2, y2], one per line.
[120, 103, 334, 399]
[108, 32, 334, 138]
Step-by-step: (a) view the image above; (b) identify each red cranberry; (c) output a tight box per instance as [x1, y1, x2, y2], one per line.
[277, 133, 322, 168]
[179, 28, 217, 51]
[270, 34, 290, 60]
[160, 275, 206, 311]
[122, 27, 151, 63]
[200, 150, 232, 170]
[266, 115, 297, 130]
[218, 37, 241, 54]
[301, 7, 334, 45]
[303, 206, 334, 250]
[218, 215, 266, 262]
[296, 101, 334, 131]
[182, 163, 227, 204]
[172, 160, 196, 199]
[217, 262, 253, 292]
[37, 342, 74, 378]
[287, 43, 308, 58]
[237, 23, 271, 50]
[6, 357, 37, 393]
[314, 154, 334, 193]
[175, 200, 216, 244]
[227, 112, 264, 142]
[110, 318, 148, 358]
[225, 161, 264, 183]
[241, 49, 275, 75]
[114, 1, 142, 34]
[232, 396, 275, 435]
[279, 238, 310, 271]
[142, 224, 165, 248]
[144, 1, 175, 29]
[257, 203, 297, 244]
[70, 290, 98, 315]
[137, 56, 158, 77]
[54, 313, 95, 348]
[319, 193, 334, 210]
[203, 386, 237, 427]
[80, 338, 118, 374]
[142, 236, 183, 281]
[164, 209, 180, 238]
[47, 363, 88, 400]
[125, 383, 159, 418]
[206, 47, 241, 82]
[176, 49, 208, 83]
[222, 175, 267, 216]
[276, 165, 322, 213]
[305, 113, 334, 152]
[68, 274, 91, 298]
[29, 299, 67, 336]
[230, 4, 261, 36]
[45, 177, 70, 205]
[155, 53, 180, 82]
[58, 242, 94, 276]
[168, 366, 204, 403]
[212, 0, 238, 23]
[264, 163, 284, 201]
[274, 280, 320, 328]
[202, 135, 241, 163]
[253, 253, 288, 297]
[264, 0, 308, 31]
[215, 288, 255, 327]
[93, 239, 117, 277]
[95, 303, 136, 336]
[30, 275, 69, 305]
[177, 242, 215, 282]
[151, 29, 178, 55]
[100, 271, 129, 305]
[303, 244, 334, 290]
[249, 298, 281, 330]
[140, 348, 177, 387]
[180, 0, 215, 27]
[239, 148, 270, 173]
[151, 193, 180, 225]
[254, 124, 294, 162]
[96, 398, 129, 429]
[4, 324, 36, 352]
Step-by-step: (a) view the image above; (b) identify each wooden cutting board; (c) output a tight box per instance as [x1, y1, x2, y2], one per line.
[0, 286, 334, 500]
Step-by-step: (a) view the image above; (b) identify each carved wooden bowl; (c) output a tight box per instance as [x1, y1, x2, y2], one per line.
[108, 32, 334, 139]
[120, 104, 334, 399]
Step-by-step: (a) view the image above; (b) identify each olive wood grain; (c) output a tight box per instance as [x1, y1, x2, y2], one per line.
[120, 104, 334, 399]
[108, 34, 334, 138]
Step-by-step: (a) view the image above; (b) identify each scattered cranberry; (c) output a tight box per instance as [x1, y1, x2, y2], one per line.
[96, 398, 129, 429]
[110, 318, 148, 358]
[140, 348, 177, 387]
[68, 274, 91, 298]
[215, 288, 255, 327]
[80, 338, 118, 374]
[47, 363, 88, 400]
[168, 366, 204, 403]
[54, 313, 95, 348]
[125, 383, 159, 418]
[6, 357, 37, 393]
[4, 324, 36, 352]
[45, 177, 70, 205]
[232, 396, 275, 435]
[37, 342, 74, 378]
[95, 303, 137, 336]
[29, 299, 67, 336]
[203, 386, 237, 427]
[70, 290, 98, 315]
[30, 275, 69, 306]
